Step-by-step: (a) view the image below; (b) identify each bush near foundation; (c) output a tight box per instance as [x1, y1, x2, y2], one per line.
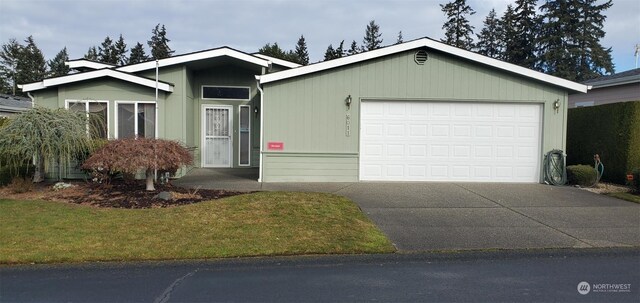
[567, 101, 640, 184]
[82, 138, 193, 191]
[566, 165, 597, 186]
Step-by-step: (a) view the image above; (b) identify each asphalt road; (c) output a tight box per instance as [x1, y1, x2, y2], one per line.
[1, 249, 639, 302]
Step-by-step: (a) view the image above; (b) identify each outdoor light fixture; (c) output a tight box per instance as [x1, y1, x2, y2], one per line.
[254, 106, 259, 117]
[345, 95, 352, 109]
[553, 99, 560, 113]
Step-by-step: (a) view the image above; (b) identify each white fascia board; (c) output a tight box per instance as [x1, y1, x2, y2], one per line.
[18, 82, 47, 92]
[253, 54, 301, 69]
[260, 38, 588, 93]
[66, 60, 114, 70]
[117, 48, 270, 73]
[24, 69, 173, 92]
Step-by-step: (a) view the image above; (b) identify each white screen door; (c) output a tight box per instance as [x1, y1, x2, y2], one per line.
[203, 105, 233, 167]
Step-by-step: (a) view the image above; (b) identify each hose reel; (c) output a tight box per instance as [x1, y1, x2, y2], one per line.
[544, 149, 567, 186]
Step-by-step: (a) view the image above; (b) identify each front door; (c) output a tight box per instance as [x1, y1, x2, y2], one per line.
[202, 105, 233, 167]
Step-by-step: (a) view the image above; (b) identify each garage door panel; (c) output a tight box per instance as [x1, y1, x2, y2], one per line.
[360, 101, 541, 182]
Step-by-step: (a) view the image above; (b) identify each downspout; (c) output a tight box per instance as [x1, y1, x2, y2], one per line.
[27, 92, 35, 107]
[256, 75, 264, 183]
[154, 59, 159, 184]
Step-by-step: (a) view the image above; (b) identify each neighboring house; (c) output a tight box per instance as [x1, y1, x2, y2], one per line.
[19, 37, 587, 183]
[0, 94, 32, 118]
[568, 68, 640, 108]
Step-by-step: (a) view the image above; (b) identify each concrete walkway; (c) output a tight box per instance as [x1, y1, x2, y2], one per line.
[174, 168, 640, 252]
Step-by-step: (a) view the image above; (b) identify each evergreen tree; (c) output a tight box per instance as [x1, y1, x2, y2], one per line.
[396, 31, 404, 44]
[475, 9, 503, 58]
[128, 42, 149, 64]
[347, 40, 360, 56]
[15, 36, 47, 91]
[257, 42, 298, 62]
[362, 20, 383, 51]
[509, 0, 539, 68]
[324, 44, 336, 61]
[148, 24, 174, 60]
[114, 34, 128, 65]
[98, 36, 117, 64]
[335, 40, 345, 58]
[48, 47, 70, 77]
[84, 46, 98, 61]
[0, 38, 23, 95]
[500, 5, 518, 62]
[538, 0, 614, 81]
[440, 0, 475, 50]
[294, 35, 310, 65]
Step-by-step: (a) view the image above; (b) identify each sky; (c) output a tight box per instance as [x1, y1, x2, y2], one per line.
[1, 0, 639, 72]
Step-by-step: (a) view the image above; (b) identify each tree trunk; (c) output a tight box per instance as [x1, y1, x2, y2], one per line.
[145, 168, 155, 191]
[32, 153, 45, 183]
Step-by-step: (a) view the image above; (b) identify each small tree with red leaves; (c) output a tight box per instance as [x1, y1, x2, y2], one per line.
[82, 138, 193, 191]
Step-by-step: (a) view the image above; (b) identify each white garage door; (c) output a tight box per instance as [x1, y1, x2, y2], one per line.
[359, 101, 542, 182]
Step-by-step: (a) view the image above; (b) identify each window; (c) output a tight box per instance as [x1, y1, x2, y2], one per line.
[239, 105, 251, 166]
[116, 101, 156, 138]
[66, 100, 108, 138]
[202, 86, 250, 100]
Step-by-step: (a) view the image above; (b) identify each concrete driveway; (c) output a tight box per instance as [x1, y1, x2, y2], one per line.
[175, 169, 640, 252]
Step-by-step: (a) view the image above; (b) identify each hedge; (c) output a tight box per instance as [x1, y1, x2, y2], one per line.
[567, 101, 640, 184]
[566, 165, 597, 186]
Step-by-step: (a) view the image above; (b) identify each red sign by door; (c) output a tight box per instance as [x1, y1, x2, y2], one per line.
[267, 142, 284, 150]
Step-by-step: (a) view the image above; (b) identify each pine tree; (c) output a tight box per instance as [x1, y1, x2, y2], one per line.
[538, 0, 614, 81]
[440, 0, 476, 50]
[324, 44, 336, 61]
[258, 42, 298, 62]
[48, 47, 69, 77]
[362, 20, 383, 51]
[335, 40, 345, 58]
[0, 38, 23, 95]
[114, 34, 128, 65]
[148, 24, 174, 60]
[15, 36, 47, 91]
[475, 9, 503, 58]
[500, 5, 518, 62]
[509, 0, 539, 68]
[128, 42, 148, 64]
[347, 40, 360, 55]
[98, 36, 117, 64]
[84, 46, 98, 61]
[396, 31, 404, 44]
[294, 35, 310, 65]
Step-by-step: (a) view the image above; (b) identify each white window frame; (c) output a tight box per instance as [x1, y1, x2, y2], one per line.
[238, 105, 251, 167]
[114, 100, 157, 139]
[201, 85, 251, 101]
[64, 99, 110, 139]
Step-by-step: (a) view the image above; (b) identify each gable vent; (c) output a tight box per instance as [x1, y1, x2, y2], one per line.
[414, 50, 428, 65]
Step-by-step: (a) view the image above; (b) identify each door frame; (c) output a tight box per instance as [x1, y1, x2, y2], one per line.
[201, 104, 234, 168]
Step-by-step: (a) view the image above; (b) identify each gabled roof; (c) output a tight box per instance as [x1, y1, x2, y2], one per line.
[117, 47, 270, 73]
[19, 69, 174, 93]
[259, 37, 588, 93]
[66, 59, 115, 70]
[253, 54, 302, 69]
[583, 68, 640, 89]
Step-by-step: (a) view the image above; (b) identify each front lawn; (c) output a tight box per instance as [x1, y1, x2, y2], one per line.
[0, 192, 394, 264]
[606, 192, 640, 204]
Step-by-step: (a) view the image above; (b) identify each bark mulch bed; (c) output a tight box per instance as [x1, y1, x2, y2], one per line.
[0, 180, 248, 209]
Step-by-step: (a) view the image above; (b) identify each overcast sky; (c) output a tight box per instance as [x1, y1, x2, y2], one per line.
[1, 0, 639, 72]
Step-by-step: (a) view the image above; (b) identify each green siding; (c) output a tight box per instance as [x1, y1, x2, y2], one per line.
[262, 153, 358, 182]
[262, 49, 569, 182]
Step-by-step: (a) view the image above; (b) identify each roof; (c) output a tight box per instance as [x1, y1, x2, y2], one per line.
[0, 94, 32, 112]
[19, 69, 174, 93]
[583, 68, 640, 89]
[253, 54, 302, 69]
[258, 37, 588, 93]
[66, 59, 115, 70]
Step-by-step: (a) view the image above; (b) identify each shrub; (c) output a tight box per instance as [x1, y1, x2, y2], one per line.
[567, 165, 597, 186]
[567, 101, 640, 184]
[7, 177, 34, 193]
[0, 165, 35, 186]
[629, 168, 640, 193]
[82, 138, 193, 191]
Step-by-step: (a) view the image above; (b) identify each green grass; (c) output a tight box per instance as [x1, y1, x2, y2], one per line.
[606, 192, 640, 204]
[0, 192, 394, 264]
